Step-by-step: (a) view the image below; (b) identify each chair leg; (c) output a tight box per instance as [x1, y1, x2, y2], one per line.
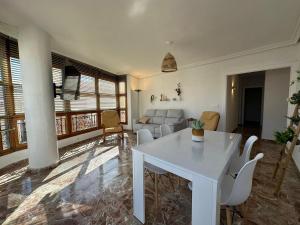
[154, 173, 158, 209]
[103, 129, 106, 143]
[226, 207, 232, 225]
[239, 202, 246, 218]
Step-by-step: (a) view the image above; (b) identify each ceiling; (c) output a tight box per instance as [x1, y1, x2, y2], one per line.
[0, 0, 300, 78]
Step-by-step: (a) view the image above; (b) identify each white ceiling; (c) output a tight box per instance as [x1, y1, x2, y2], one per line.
[0, 0, 300, 78]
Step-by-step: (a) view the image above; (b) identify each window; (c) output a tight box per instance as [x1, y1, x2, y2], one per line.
[70, 75, 96, 111]
[0, 35, 26, 154]
[118, 79, 127, 123]
[52, 67, 65, 112]
[10, 57, 24, 114]
[0, 34, 126, 155]
[99, 79, 117, 109]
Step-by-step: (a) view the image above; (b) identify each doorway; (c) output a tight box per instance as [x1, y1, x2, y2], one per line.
[243, 87, 263, 127]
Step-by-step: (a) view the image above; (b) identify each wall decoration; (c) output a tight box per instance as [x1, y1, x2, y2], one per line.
[150, 95, 155, 103]
[175, 83, 181, 96]
[160, 94, 169, 101]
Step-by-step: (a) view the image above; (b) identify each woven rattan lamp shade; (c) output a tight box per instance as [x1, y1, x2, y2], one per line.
[161, 52, 177, 72]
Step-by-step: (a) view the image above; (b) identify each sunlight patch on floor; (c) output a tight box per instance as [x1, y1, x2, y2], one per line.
[0, 166, 27, 186]
[85, 146, 119, 175]
[60, 141, 97, 161]
[3, 165, 83, 225]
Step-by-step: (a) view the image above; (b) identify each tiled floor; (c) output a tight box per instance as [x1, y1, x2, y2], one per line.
[0, 131, 299, 225]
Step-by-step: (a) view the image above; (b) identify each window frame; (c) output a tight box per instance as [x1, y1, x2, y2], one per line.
[0, 36, 128, 156]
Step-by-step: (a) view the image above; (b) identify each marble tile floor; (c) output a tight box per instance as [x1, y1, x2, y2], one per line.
[0, 131, 299, 225]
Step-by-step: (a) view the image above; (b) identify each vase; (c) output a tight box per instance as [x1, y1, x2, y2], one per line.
[192, 128, 204, 142]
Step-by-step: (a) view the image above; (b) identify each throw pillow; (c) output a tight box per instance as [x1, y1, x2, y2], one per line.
[139, 116, 150, 124]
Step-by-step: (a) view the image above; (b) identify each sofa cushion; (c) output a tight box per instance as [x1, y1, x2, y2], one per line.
[144, 109, 156, 117]
[165, 117, 181, 125]
[151, 116, 164, 124]
[155, 109, 168, 117]
[167, 109, 183, 118]
[139, 116, 150, 124]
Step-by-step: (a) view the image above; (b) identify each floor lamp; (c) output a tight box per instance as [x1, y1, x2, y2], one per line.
[134, 89, 142, 130]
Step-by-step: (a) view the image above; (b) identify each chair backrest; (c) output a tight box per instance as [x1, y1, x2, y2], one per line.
[200, 111, 220, 131]
[224, 153, 264, 206]
[137, 129, 154, 146]
[240, 135, 258, 166]
[101, 110, 120, 128]
[160, 124, 172, 137]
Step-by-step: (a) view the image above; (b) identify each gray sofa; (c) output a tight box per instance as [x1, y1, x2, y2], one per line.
[133, 109, 186, 138]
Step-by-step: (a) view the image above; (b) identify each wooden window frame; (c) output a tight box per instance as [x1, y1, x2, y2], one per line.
[0, 36, 128, 156]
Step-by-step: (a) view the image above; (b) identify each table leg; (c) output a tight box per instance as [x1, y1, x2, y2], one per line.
[133, 150, 145, 223]
[192, 176, 219, 225]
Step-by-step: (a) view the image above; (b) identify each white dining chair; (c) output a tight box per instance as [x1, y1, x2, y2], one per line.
[229, 135, 258, 176]
[137, 129, 173, 208]
[188, 153, 263, 225]
[221, 153, 264, 225]
[160, 124, 172, 137]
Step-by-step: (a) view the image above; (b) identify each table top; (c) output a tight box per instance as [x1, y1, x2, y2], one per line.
[132, 128, 242, 182]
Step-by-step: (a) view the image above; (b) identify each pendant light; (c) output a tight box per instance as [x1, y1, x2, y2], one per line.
[161, 41, 177, 72]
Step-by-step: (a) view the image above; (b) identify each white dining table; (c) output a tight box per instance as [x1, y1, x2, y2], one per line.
[132, 128, 242, 225]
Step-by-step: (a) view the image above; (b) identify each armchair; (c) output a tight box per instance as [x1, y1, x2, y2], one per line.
[200, 111, 220, 131]
[101, 110, 124, 142]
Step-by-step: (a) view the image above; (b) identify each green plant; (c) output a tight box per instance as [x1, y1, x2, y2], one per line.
[192, 120, 205, 130]
[286, 115, 300, 125]
[274, 128, 295, 145]
[288, 90, 300, 104]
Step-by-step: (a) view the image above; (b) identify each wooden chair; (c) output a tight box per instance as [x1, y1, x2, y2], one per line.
[101, 110, 124, 142]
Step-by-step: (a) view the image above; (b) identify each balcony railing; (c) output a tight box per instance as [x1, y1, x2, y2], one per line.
[0, 110, 103, 155]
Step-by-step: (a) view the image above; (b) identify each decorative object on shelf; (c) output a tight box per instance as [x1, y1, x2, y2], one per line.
[161, 41, 177, 73]
[160, 94, 169, 101]
[150, 95, 155, 103]
[273, 70, 300, 195]
[175, 82, 181, 96]
[191, 119, 205, 142]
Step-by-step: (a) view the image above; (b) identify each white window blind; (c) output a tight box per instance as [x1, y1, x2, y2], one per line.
[99, 79, 116, 109]
[70, 75, 96, 111]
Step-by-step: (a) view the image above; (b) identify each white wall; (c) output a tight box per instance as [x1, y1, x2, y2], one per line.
[226, 75, 240, 132]
[139, 43, 300, 132]
[123, 75, 139, 130]
[262, 68, 290, 140]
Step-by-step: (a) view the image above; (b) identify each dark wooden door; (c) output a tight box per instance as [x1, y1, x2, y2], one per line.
[244, 87, 263, 127]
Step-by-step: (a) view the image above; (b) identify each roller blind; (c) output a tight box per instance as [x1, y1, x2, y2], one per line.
[99, 79, 116, 109]
[0, 35, 23, 151]
[70, 75, 96, 111]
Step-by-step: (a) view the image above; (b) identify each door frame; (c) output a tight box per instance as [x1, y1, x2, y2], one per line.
[241, 86, 264, 126]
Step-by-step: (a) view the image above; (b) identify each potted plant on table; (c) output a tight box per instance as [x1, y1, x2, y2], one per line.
[192, 120, 205, 142]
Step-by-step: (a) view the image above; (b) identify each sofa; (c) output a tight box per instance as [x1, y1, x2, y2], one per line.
[133, 109, 186, 138]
